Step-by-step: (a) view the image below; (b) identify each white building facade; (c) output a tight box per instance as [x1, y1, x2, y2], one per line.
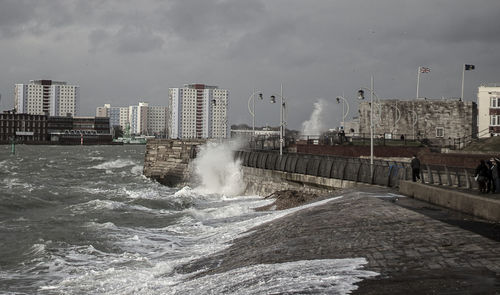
[15, 80, 79, 116]
[477, 84, 500, 137]
[147, 106, 168, 137]
[96, 102, 167, 137]
[168, 84, 228, 139]
[128, 102, 149, 135]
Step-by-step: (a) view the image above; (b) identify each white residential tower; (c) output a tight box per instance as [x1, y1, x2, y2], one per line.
[15, 80, 79, 116]
[168, 84, 228, 139]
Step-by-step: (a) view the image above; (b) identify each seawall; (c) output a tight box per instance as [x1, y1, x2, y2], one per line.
[143, 140, 498, 221]
[241, 166, 368, 197]
[143, 139, 206, 186]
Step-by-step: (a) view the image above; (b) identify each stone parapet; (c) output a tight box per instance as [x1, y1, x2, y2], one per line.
[399, 180, 500, 222]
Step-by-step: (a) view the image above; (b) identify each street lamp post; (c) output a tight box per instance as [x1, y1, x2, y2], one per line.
[335, 96, 350, 129]
[391, 101, 401, 135]
[248, 89, 263, 145]
[357, 76, 377, 181]
[270, 84, 286, 157]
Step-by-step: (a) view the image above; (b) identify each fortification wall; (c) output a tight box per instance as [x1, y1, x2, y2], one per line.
[143, 139, 206, 186]
[142, 141, 494, 221]
[143, 141, 477, 192]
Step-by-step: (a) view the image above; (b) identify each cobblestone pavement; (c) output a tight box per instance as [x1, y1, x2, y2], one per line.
[180, 187, 500, 294]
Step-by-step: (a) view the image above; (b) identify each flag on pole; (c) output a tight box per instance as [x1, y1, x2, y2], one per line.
[464, 64, 475, 71]
[419, 67, 431, 73]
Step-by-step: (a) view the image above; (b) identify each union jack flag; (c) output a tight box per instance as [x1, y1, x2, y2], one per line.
[465, 64, 475, 71]
[420, 67, 431, 73]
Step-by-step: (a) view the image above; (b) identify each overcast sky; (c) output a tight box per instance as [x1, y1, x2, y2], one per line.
[1, 0, 499, 131]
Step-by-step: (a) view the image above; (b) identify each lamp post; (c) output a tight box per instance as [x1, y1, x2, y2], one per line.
[270, 84, 286, 157]
[248, 89, 263, 142]
[335, 96, 350, 129]
[357, 76, 378, 180]
[391, 101, 401, 135]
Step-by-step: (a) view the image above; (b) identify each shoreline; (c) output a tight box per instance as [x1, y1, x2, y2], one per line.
[177, 187, 500, 294]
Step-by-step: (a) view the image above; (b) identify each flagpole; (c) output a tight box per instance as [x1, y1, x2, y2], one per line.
[416, 66, 421, 99]
[461, 64, 465, 101]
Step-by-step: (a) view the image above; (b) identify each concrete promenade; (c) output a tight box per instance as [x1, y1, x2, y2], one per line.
[180, 187, 500, 294]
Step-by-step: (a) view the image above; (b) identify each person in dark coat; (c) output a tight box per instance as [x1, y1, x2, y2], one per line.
[486, 160, 493, 193]
[490, 158, 500, 193]
[411, 155, 421, 182]
[475, 160, 489, 193]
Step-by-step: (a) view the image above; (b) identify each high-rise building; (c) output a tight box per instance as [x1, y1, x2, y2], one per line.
[168, 84, 228, 139]
[15, 80, 79, 116]
[96, 102, 167, 137]
[477, 84, 500, 137]
[147, 105, 168, 137]
[129, 102, 149, 135]
[96, 104, 123, 128]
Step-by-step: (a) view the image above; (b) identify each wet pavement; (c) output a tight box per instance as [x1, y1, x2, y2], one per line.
[179, 187, 500, 294]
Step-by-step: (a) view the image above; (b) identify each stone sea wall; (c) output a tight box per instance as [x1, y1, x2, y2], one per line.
[143, 139, 206, 186]
[235, 150, 410, 191]
[143, 140, 479, 192]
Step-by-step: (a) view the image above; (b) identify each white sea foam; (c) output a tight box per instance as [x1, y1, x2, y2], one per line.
[84, 221, 118, 230]
[45, 257, 378, 295]
[25, 243, 47, 257]
[192, 140, 245, 196]
[170, 258, 379, 295]
[131, 165, 143, 175]
[39, 194, 364, 295]
[68, 199, 150, 213]
[91, 159, 137, 170]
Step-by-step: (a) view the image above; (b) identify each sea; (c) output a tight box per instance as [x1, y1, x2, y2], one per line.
[0, 143, 378, 294]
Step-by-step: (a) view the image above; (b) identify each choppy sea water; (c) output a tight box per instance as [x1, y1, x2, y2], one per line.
[0, 144, 377, 294]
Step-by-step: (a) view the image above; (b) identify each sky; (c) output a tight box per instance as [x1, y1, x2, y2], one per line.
[1, 0, 499, 132]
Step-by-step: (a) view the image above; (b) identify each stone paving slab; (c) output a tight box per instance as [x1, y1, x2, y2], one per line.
[179, 188, 500, 294]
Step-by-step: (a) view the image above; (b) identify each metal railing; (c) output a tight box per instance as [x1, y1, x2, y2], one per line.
[236, 150, 479, 190]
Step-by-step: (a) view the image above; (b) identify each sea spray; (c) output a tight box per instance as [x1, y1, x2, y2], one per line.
[192, 140, 244, 196]
[301, 98, 333, 136]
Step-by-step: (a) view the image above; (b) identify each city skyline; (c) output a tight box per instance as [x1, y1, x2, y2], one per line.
[1, 0, 500, 130]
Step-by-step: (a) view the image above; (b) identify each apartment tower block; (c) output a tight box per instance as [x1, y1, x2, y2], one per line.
[15, 80, 79, 116]
[168, 84, 228, 139]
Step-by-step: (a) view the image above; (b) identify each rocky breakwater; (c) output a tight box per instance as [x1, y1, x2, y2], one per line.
[143, 139, 206, 187]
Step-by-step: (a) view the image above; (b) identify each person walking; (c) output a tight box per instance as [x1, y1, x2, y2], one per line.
[475, 160, 489, 193]
[486, 160, 494, 193]
[411, 154, 421, 182]
[490, 158, 500, 193]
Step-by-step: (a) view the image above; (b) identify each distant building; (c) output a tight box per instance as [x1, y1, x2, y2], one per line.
[342, 117, 360, 135]
[358, 98, 477, 146]
[477, 84, 500, 137]
[128, 102, 149, 135]
[0, 111, 48, 143]
[96, 102, 167, 137]
[147, 105, 168, 137]
[0, 112, 112, 144]
[169, 83, 228, 139]
[15, 80, 79, 116]
[48, 116, 112, 144]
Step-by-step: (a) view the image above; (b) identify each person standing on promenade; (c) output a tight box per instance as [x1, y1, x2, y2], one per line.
[490, 158, 500, 193]
[411, 155, 421, 182]
[486, 160, 493, 193]
[475, 160, 489, 193]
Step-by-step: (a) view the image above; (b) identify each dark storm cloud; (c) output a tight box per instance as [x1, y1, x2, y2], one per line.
[89, 25, 164, 54]
[163, 0, 265, 40]
[1, 0, 499, 130]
